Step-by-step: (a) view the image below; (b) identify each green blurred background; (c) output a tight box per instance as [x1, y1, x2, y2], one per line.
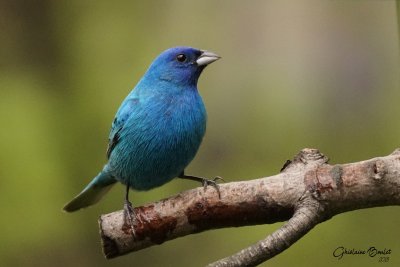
[1, 0, 399, 266]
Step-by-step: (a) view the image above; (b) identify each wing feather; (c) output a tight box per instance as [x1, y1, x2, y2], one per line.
[106, 98, 138, 158]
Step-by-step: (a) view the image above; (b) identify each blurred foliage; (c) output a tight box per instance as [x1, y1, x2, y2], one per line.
[0, 0, 399, 266]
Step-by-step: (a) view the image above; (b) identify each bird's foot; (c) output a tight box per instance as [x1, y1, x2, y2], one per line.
[123, 200, 136, 238]
[179, 174, 224, 198]
[201, 176, 224, 191]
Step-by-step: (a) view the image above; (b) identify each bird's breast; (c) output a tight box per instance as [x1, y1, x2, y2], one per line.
[109, 91, 206, 190]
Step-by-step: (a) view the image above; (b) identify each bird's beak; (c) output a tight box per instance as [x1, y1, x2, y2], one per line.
[196, 50, 221, 66]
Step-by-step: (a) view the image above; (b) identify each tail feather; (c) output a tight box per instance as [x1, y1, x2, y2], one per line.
[63, 171, 116, 212]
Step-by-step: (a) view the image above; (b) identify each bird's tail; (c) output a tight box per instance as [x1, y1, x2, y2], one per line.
[63, 170, 117, 212]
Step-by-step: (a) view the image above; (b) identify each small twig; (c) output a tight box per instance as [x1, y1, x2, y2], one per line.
[207, 196, 323, 267]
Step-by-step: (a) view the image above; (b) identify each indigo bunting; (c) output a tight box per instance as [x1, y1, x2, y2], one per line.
[63, 47, 221, 215]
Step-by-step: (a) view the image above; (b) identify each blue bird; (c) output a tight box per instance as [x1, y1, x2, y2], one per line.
[63, 47, 221, 216]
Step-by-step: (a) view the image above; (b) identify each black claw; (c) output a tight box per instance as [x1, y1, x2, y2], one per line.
[202, 177, 223, 199]
[179, 173, 224, 199]
[123, 200, 136, 238]
[213, 176, 225, 182]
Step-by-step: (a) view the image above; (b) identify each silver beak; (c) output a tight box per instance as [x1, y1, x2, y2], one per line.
[196, 50, 221, 66]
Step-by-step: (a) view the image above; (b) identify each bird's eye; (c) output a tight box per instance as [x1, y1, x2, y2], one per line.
[176, 54, 187, 62]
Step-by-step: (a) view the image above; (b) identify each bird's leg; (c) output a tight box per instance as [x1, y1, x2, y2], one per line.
[178, 171, 224, 198]
[123, 184, 136, 237]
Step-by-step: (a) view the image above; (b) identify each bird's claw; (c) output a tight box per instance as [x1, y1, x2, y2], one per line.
[123, 200, 136, 238]
[202, 176, 224, 198]
[179, 173, 225, 199]
[202, 176, 224, 188]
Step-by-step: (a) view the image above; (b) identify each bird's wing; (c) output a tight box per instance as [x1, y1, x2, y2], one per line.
[106, 97, 138, 158]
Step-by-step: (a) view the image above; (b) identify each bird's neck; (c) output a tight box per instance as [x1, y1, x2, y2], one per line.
[135, 74, 199, 96]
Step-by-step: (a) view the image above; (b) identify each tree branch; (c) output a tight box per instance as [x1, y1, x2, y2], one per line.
[98, 148, 400, 265]
[207, 198, 322, 267]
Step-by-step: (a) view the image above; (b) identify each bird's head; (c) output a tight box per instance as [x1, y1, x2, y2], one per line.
[146, 46, 220, 87]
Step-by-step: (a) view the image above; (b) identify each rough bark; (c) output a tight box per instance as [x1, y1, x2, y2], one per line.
[99, 148, 400, 266]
